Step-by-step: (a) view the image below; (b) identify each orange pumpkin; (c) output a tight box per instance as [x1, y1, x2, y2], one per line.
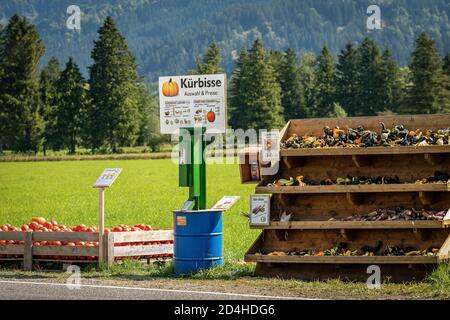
[162, 79, 179, 97]
[207, 109, 216, 122]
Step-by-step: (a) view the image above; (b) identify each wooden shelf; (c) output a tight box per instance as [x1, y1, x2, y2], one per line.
[247, 115, 450, 281]
[256, 183, 449, 194]
[33, 259, 96, 263]
[280, 145, 450, 157]
[245, 254, 438, 264]
[250, 220, 444, 230]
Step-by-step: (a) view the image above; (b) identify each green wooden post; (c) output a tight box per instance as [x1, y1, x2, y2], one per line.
[179, 127, 206, 210]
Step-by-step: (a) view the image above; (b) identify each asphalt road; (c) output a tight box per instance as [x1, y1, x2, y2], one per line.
[0, 280, 301, 300]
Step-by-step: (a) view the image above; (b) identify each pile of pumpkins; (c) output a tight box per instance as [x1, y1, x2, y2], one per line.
[0, 217, 172, 261]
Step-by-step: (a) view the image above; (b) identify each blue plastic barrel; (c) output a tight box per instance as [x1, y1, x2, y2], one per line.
[173, 210, 224, 275]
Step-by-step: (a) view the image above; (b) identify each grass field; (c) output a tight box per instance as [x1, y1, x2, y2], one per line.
[0, 158, 258, 260]
[1, 158, 450, 298]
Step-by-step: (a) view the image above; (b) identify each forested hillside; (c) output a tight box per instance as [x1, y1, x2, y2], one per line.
[0, 0, 449, 81]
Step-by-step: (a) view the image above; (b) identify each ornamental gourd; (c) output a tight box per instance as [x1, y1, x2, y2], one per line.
[162, 79, 179, 97]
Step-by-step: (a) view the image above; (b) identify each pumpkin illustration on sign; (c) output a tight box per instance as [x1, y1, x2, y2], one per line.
[207, 109, 216, 123]
[162, 79, 179, 97]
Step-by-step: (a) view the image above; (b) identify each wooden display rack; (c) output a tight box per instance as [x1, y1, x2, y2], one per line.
[0, 230, 173, 270]
[242, 114, 450, 282]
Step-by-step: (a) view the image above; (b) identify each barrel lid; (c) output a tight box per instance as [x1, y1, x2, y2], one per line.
[174, 209, 224, 213]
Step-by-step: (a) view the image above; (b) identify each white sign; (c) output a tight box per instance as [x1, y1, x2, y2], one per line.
[159, 74, 227, 134]
[93, 168, 122, 188]
[250, 195, 270, 226]
[261, 131, 280, 162]
[212, 196, 240, 211]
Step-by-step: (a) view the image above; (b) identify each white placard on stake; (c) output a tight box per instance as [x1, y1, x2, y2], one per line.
[93, 168, 122, 188]
[250, 195, 270, 226]
[159, 74, 227, 134]
[92, 168, 122, 264]
[212, 196, 240, 211]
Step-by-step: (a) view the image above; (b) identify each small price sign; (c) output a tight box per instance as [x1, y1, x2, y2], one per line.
[261, 131, 280, 162]
[212, 196, 240, 211]
[250, 195, 270, 226]
[93, 168, 122, 188]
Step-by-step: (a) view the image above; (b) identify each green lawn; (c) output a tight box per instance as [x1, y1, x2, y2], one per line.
[0, 158, 258, 260]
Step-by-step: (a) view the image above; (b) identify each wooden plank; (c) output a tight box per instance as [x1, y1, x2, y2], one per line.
[0, 232, 26, 241]
[23, 232, 32, 271]
[112, 230, 173, 243]
[444, 209, 450, 227]
[438, 233, 450, 262]
[104, 232, 115, 266]
[281, 145, 450, 157]
[279, 121, 291, 144]
[255, 262, 434, 282]
[113, 244, 173, 257]
[0, 244, 24, 255]
[251, 221, 444, 230]
[33, 259, 96, 263]
[33, 245, 98, 257]
[424, 153, 445, 166]
[245, 232, 264, 255]
[256, 183, 448, 194]
[32, 232, 99, 242]
[245, 254, 438, 264]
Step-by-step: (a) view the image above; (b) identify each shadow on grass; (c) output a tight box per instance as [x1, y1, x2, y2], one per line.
[83, 260, 256, 282]
[0, 273, 56, 280]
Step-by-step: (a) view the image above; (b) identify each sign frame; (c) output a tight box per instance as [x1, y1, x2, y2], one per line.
[261, 131, 280, 162]
[159, 74, 227, 134]
[212, 196, 240, 211]
[250, 195, 271, 226]
[93, 168, 122, 188]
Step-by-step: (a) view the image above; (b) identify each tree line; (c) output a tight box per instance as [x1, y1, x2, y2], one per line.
[1, 14, 449, 154]
[5, 0, 448, 81]
[0, 15, 163, 154]
[225, 34, 450, 130]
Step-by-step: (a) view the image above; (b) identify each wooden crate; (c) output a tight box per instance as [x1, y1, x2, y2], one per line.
[103, 230, 173, 265]
[243, 114, 450, 281]
[238, 146, 262, 184]
[0, 230, 173, 270]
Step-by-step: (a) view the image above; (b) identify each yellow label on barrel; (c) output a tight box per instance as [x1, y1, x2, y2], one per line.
[177, 216, 187, 226]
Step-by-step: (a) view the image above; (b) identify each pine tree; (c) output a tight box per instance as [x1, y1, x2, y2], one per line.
[88, 16, 140, 152]
[299, 53, 316, 116]
[335, 42, 359, 116]
[229, 48, 249, 129]
[442, 53, 450, 101]
[0, 23, 4, 152]
[279, 48, 308, 120]
[406, 32, 449, 114]
[443, 53, 450, 77]
[55, 57, 89, 154]
[39, 57, 61, 154]
[378, 49, 405, 113]
[196, 42, 223, 74]
[229, 40, 283, 130]
[0, 15, 45, 152]
[356, 37, 383, 116]
[314, 46, 337, 117]
[268, 50, 284, 83]
[136, 83, 165, 152]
